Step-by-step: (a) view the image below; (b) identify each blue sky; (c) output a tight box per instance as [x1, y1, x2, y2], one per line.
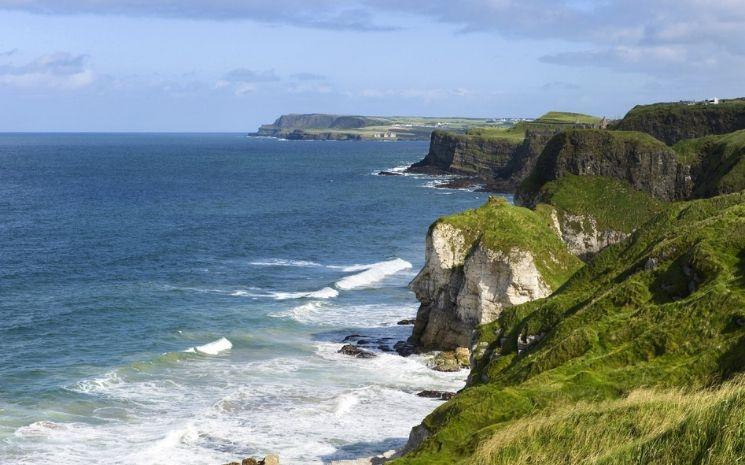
[0, 0, 743, 131]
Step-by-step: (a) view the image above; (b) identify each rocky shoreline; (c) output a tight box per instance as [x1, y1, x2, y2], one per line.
[233, 98, 745, 464]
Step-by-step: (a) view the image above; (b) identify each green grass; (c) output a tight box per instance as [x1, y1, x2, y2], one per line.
[537, 175, 666, 233]
[392, 191, 745, 465]
[537, 112, 603, 125]
[460, 112, 602, 144]
[436, 196, 583, 291]
[673, 129, 745, 197]
[471, 377, 745, 465]
[464, 126, 528, 143]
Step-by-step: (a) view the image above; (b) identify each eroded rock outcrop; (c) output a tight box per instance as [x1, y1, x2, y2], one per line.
[409, 197, 582, 351]
[407, 129, 554, 191]
[547, 208, 629, 260]
[517, 129, 685, 203]
[612, 98, 745, 145]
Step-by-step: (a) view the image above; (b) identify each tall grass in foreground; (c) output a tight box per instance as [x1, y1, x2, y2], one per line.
[473, 375, 745, 465]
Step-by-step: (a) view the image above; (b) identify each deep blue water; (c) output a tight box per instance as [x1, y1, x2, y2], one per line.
[0, 134, 488, 464]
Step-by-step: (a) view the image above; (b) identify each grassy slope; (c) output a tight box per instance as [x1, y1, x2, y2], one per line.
[393, 192, 745, 465]
[436, 196, 583, 290]
[673, 129, 745, 197]
[472, 377, 745, 465]
[463, 112, 602, 144]
[537, 111, 603, 125]
[537, 175, 666, 233]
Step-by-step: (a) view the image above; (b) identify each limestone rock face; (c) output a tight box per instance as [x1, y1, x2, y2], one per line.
[410, 223, 471, 350]
[549, 210, 628, 260]
[456, 244, 551, 326]
[410, 224, 552, 351]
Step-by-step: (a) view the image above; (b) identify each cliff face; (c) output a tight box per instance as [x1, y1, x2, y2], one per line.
[673, 129, 745, 198]
[612, 99, 745, 145]
[408, 130, 554, 191]
[518, 129, 687, 204]
[394, 192, 745, 465]
[409, 197, 582, 351]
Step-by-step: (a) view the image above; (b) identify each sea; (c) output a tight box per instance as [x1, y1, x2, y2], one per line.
[0, 134, 491, 464]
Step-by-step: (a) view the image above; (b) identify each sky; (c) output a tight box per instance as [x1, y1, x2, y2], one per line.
[0, 0, 743, 131]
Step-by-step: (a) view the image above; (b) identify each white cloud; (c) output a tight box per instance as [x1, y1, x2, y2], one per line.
[0, 52, 95, 90]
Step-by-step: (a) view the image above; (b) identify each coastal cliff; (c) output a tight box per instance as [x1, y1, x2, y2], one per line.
[393, 100, 745, 465]
[252, 113, 504, 141]
[407, 129, 554, 191]
[613, 98, 745, 145]
[409, 197, 583, 351]
[395, 191, 745, 464]
[517, 129, 687, 203]
[406, 112, 602, 190]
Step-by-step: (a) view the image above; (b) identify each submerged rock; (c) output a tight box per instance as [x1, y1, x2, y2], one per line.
[223, 455, 279, 465]
[396, 318, 416, 325]
[338, 344, 376, 358]
[330, 449, 398, 465]
[430, 348, 470, 372]
[416, 390, 456, 400]
[393, 340, 418, 357]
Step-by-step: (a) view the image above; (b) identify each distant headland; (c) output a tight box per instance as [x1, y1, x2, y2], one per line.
[250, 113, 530, 141]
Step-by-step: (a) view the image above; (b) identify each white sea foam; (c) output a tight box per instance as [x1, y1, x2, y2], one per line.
[333, 393, 359, 417]
[185, 337, 233, 355]
[248, 259, 323, 268]
[335, 258, 412, 290]
[271, 287, 339, 300]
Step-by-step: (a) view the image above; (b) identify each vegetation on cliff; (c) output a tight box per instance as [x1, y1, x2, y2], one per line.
[436, 196, 583, 290]
[536, 175, 665, 234]
[465, 111, 602, 144]
[253, 113, 505, 141]
[518, 129, 682, 203]
[613, 98, 745, 145]
[394, 191, 745, 465]
[673, 129, 745, 198]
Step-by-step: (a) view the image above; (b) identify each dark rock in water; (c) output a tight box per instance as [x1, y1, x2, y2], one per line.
[436, 177, 481, 190]
[356, 339, 372, 345]
[378, 170, 402, 176]
[417, 390, 455, 400]
[378, 344, 394, 352]
[225, 456, 278, 465]
[397, 319, 416, 325]
[343, 334, 363, 341]
[339, 344, 376, 358]
[394, 340, 418, 357]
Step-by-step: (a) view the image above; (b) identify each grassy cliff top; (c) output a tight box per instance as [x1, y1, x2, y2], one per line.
[460, 112, 602, 143]
[536, 175, 666, 233]
[436, 196, 583, 290]
[614, 98, 745, 145]
[394, 191, 745, 465]
[624, 98, 745, 116]
[536, 111, 602, 125]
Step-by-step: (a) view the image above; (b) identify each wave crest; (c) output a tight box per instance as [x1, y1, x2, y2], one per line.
[335, 258, 412, 290]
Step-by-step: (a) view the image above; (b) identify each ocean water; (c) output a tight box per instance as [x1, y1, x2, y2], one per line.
[0, 134, 490, 464]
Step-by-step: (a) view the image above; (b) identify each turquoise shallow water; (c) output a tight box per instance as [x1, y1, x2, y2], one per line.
[0, 134, 490, 464]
